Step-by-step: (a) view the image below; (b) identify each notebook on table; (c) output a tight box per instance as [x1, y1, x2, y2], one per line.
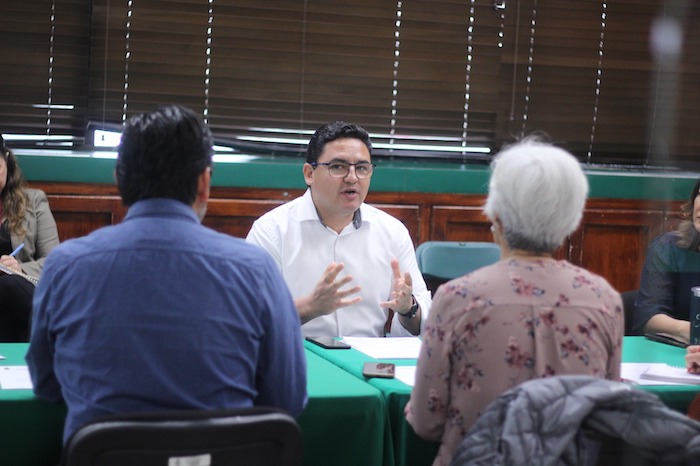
[640, 364, 700, 385]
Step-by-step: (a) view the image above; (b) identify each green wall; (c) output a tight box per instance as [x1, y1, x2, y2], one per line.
[16, 152, 698, 201]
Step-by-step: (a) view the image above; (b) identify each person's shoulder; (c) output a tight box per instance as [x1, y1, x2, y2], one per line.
[439, 260, 504, 292]
[253, 194, 305, 223]
[652, 231, 681, 247]
[23, 187, 49, 203]
[40, 231, 99, 273]
[204, 228, 278, 263]
[643, 231, 685, 259]
[361, 203, 406, 228]
[559, 260, 619, 293]
[23, 187, 46, 196]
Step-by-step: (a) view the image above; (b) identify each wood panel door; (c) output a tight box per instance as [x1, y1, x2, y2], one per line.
[568, 209, 666, 293]
[430, 206, 493, 242]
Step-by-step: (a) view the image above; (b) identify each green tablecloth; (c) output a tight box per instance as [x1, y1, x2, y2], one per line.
[304, 339, 439, 466]
[0, 344, 387, 466]
[5, 337, 696, 466]
[622, 336, 700, 412]
[301, 350, 390, 466]
[306, 336, 700, 466]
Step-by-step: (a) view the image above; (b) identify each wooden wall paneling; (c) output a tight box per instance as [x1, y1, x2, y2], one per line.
[34, 181, 120, 197]
[47, 195, 125, 242]
[371, 204, 421, 246]
[568, 208, 666, 293]
[203, 199, 286, 239]
[33, 182, 685, 294]
[212, 187, 303, 202]
[430, 205, 493, 242]
[367, 192, 435, 245]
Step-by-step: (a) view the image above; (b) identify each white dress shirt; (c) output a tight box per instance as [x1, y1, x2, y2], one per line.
[247, 189, 431, 337]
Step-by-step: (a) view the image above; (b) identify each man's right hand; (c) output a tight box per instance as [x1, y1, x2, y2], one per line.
[295, 262, 362, 324]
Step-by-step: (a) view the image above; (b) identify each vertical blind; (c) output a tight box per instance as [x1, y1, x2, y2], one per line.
[0, 0, 698, 167]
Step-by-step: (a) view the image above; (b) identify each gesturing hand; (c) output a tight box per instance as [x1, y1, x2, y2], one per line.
[380, 258, 413, 314]
[296, 262, 362, 324]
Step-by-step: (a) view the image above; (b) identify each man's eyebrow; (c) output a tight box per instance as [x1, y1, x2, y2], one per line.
[327, 158, 371, 164]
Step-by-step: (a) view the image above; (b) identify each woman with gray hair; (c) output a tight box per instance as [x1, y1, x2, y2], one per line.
[405, 138, 623, 466]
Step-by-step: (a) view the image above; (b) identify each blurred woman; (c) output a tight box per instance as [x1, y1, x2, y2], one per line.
[633, 177, 700, 342]
[0, 135, 60, 341]
[405, 137, 623, 466]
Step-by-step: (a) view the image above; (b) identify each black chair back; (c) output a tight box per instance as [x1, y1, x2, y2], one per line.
[61, 407, 303, 466]
[621, 289, 641, 336]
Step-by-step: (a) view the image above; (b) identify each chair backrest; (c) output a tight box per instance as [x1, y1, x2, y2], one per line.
[416, 241, 501, 294]
[61, 407, 303, 466]
[621, 289, 641, 336]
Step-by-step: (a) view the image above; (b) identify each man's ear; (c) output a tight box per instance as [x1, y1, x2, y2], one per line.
[303, 163, 314, 187]
[196, 167, 212, 204]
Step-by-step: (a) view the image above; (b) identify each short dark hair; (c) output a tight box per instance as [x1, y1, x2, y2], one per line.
[306, 121, 372, 164]
[116, 105, 213, 207]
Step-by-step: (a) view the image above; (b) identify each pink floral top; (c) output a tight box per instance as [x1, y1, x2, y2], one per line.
[405, 258, 623, 466]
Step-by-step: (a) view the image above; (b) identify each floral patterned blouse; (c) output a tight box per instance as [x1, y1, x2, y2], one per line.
[405, 257, 623, 466]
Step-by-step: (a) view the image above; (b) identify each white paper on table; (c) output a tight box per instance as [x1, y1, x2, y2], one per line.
[620, 362, 690, 386]
[0, 366, 33, 389]
[397, 363, 693, 388]
[639, 364, 700, 385]
[394, 366, 417, 387]
[340, 336, 422, 359]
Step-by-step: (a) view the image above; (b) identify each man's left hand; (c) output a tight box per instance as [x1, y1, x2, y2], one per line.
[380, 258, 413, 314]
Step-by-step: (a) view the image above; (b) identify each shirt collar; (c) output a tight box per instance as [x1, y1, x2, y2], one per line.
[124, 198, 200, 224]
[300, 189, 363, 230]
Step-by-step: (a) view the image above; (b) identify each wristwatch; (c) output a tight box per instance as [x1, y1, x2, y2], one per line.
[397, 295, 419, 319]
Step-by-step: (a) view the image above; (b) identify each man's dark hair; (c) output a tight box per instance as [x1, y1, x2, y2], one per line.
[116, 105, 213, 207]
[306, 121, 372, 164]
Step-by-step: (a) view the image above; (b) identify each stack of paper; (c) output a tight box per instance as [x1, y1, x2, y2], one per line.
[640, 364, 700, 385]
[0, 366, 33, 389]
[340, 336, 422, 359]
[394, 366, 417, 387]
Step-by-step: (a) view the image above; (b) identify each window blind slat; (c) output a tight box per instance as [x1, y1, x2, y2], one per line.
[0, 0, 698, 167]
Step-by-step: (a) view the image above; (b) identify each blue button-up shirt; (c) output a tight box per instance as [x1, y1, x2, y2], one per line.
[27, 198, 307, 443]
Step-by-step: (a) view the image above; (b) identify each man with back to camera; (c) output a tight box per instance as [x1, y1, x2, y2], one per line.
[26, 104, 307, 444]
[246, 121, 431, 337]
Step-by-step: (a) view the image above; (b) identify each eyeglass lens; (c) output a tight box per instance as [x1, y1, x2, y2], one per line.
[326, 162, 373, 179]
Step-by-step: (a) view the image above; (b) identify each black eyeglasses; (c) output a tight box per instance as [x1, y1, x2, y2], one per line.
[311, 161, 376, 179]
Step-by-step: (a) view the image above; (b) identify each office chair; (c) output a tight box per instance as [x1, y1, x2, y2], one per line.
[61, 407, 303, 466]
[621, 289, 641, 336]
[416, 241, 501, 295]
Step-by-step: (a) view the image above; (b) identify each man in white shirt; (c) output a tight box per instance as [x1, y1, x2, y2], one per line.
[247, 121, 431, 337]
